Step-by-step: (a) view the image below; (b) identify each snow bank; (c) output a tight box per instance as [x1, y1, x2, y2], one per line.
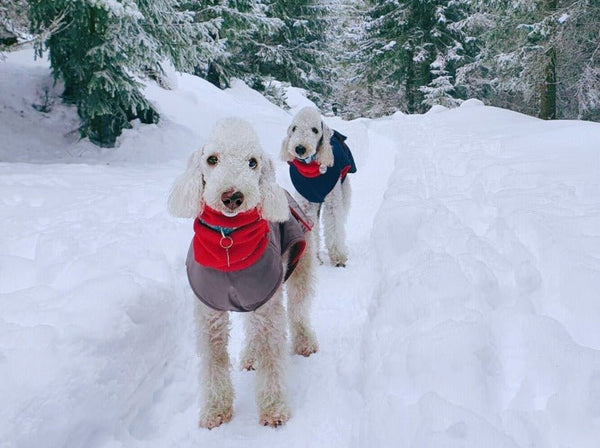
[282, 85, 317, 114]
[361, 105, 600, 446]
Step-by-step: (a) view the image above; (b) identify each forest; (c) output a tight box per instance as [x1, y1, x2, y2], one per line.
[1, 0, 599, 147]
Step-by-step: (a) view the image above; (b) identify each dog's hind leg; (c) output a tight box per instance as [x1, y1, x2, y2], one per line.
[323, 181, 349, 267]
[286, 237, 319, 357]
[195, 301, 234, 429]
[247, 291, 290, 427]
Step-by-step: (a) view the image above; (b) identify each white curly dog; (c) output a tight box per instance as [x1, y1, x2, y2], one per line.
[168, 118, 318, 429]
[281, 107, 356, 267]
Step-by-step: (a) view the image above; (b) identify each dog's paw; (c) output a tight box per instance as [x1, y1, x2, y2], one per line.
[259, 409, 290, 428]
[294, 339, 319, 357]
[199, 407, 233, 429]
[330, 253, 347, 268]
[240, 346, 257, 371]
[292, 329, 319, 357]
[241, 358, 256, 371]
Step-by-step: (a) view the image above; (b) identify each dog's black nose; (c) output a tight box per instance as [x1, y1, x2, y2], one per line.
[295, 145, 306, 156]
[221, 189, 245, 211]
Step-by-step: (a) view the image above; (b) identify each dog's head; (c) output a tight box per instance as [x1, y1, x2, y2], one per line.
[168, 118, 289, 222]
[281, 107, 334, 169]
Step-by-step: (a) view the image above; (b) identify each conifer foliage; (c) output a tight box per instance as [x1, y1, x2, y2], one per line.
[29, 0, 199, 147]
[0, 0, 29, 46]
[362, 0, 474, 115]
[184, 0, 334, 108]
[472, 0, 600, 120]
[183, 0, 280, 89]
[257, 0, 333, 103]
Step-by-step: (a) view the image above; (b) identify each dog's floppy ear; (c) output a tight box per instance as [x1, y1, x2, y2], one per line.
[259, 157, 290, 223]
[168, 149, 205, 218]
[316, 121, 334, 168]
[280, 124, 294, 163]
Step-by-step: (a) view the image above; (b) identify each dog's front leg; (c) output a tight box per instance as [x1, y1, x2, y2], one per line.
[247, 291, 290, 427]
[240, 317, 258, 371]
[195, 301, 234, 429]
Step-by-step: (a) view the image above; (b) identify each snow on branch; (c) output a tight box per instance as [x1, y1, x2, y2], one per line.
[2, 9, 68, 53]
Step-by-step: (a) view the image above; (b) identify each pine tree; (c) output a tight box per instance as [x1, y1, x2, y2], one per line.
[362, 0, 474, 115]
[420, 66, 461, 108]
[470, 0, 600, 120]
[559, 0, 600, 120]
[29, 0, 200, 147]
[252, 0, 334, 107]
[189, 0, 336, 110]
[184, 0, 280, 89]
[1, 0, 28, 53]
[328, 0, 370, 118]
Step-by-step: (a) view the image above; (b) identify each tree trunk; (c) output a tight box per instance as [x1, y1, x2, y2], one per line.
[539, 0, 558, 119]
[405, 51, 415, 113]
[540, 46, 557, 119]
[206, 62, 222, 88]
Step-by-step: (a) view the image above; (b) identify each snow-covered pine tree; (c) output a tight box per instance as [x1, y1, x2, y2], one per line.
[358, 1, 408, 116]
[327, 0, 370, 118]
[29, 0, 200, 147]
[1, 0, 28, 39]
[180, 0, 224, 87]
[419, 0, 478, 109]
[1, 0, 29, 55]
[184, 0, 280, 89]
[362, 0, 474, 114]
[474, 0, 558, 118]
[420, 65, 461, 108]
[558, 0, 600, 120]
[472, 0, 599, 120]
[253, 0, 334, 109]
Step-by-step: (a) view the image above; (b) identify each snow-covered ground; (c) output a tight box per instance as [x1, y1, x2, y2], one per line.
[2, 49, 600, 448]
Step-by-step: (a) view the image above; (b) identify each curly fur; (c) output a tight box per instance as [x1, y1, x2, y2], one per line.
[282, 107, 351, 267]
[169, 118, 289, 222]
[169, 118, 318, 428]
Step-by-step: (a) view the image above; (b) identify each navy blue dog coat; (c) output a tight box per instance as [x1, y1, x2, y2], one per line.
[289, 131, 356, 203]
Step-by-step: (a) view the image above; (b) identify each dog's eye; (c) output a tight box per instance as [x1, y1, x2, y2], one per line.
[206, 155, 218, 166]
[291, 126, 296, 132]
[249, 157, 258, 169]
[311, 127, 319, 134]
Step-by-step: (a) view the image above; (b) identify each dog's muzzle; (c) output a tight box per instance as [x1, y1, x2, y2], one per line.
[221, 189, 245, 211]
[296, 153, 317, 164]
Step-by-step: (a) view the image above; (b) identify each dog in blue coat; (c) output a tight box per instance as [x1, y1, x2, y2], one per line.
[281, 107, 356, 267]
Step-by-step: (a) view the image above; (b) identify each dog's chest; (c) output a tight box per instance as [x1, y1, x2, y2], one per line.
[186, 220, 304, 312]
[289, 132, 356, 203]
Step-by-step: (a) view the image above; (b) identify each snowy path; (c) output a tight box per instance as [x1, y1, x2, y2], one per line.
[146, 118, 399, 447]
[0, 119, 397, 447]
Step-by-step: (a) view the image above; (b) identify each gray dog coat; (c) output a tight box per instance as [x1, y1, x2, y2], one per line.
[186, 194, 310, 312]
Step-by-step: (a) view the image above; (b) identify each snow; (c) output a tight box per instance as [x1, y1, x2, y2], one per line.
[382, 40, 397, 51]
[281, 84, 318, 114]
[460, 98, 484, 107]
[2, 48, 600, 448]
[426, 104, 449, 114]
